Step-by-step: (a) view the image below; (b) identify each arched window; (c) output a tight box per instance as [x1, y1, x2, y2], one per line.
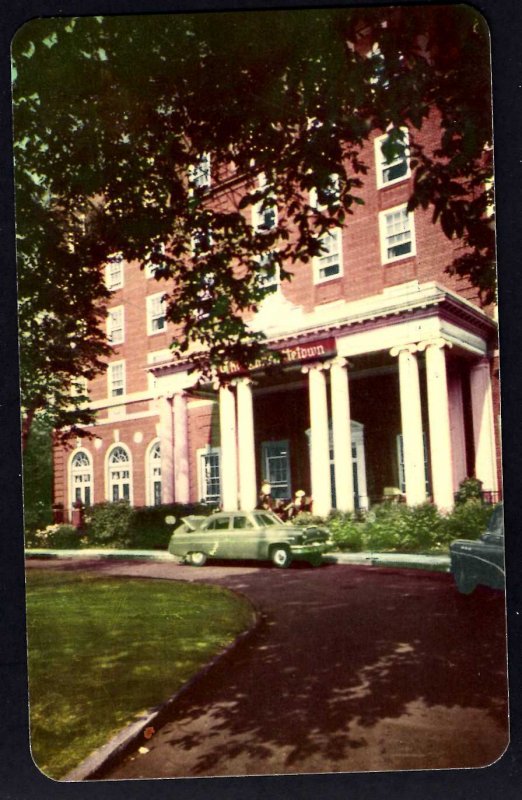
[70, 450, 92, 507]
[148, 441, 162, 506]
[108, 445, 131, 502]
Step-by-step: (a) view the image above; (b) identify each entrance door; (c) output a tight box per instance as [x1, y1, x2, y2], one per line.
[307, 421, 368, 510]
[261, 441, 291, 500]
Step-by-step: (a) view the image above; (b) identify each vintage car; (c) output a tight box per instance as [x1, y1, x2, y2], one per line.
[450, 504, 504, 594]
[167, 509, 332, 568]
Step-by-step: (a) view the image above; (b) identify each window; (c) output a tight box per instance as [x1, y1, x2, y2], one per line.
[252, 176, 278, 232]
[310, 178, 344, 284]
[397, 433, 430, 495]
[257, 252, 280, 291]
[261, 441, 291, 500]
[190, 153, 211, 190]
[145, 242, 166, 278]
[198, 447, 221, 504]
[314, 229, 343, 283]
[70, 450, 92, 507]
[107, 306, 124, 345]
[309, 175, 341, 211]
[379, 204, 416, 263]
[375, 128, 410, 188]
[146, 293, 167, 335]
[192, 228, 213, 258]
[233, 515, 254, 530]
[108, 445, 132, 502]
[106, 255, 124, 290]
[252, 176, 279, 290]
[206, 516, 230, 530]
[108, 361, 125, 397]
[148, 441, 162, 506]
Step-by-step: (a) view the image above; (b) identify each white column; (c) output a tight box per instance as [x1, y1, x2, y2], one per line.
[447, 370, 468, 491]
[158, 396, 174, 504]
[219, 383, 239, 511]
[470, 358, 498, 494]
[236, 377, 257, 510]
[305, 364, 332, 517]
[173, 392, 189, 504]
[391, 345, 426, 506]
[330, 357, 354, 512]
[420, 339, 454, 512]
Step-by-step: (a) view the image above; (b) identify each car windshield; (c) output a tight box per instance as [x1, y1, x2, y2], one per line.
[488, 504, 504, 535]
[252, 511, 280, 527]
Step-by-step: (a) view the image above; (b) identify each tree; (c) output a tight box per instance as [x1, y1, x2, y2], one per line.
[12, 6, 495, 445]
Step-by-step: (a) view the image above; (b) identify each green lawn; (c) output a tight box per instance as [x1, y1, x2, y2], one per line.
[25, 570, 253, 779]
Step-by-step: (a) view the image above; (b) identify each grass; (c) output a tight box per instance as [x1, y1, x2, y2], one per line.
[25, 569, 253, 780]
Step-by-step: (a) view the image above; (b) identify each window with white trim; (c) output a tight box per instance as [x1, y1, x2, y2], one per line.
[379, 204, 416, 263]
[310, 179, 344, 283]
[252, 175, 279, 290]
[145, 242, 166, 279]
[148, 441, 162, 506]
[108, 361, 125, 397]
[375, 128, 410, 188]
[258, 253, 280, 291]
[198, 447, 221, 504]
[314, 229, 343, 283]
[261, 440, 291, 500]
[190, 153, 211, 190]
[106, 255, 124, 290]
[146, 293, 167, 335]
[70, 450, 92, 507]
[108, 445, 131, 502]
[107, 306, 124, 345]
[396, 433, 430, 495]
[252, 174, 278, 232]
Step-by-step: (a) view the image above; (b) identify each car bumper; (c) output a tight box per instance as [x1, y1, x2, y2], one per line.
[288, 541, 332, 559]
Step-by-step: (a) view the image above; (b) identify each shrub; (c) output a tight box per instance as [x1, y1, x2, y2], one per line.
[359, 503, 445, 553]
[290, 511, 328, 527]
[85, 501, 134, 548]
[326, 512, 364, 552]
[127, 502, 214, 549]
[454, 477, 484, 505]
[26, 524, 84, 550]
[24, 500, 53, 534]
[440, 499, 495, 542]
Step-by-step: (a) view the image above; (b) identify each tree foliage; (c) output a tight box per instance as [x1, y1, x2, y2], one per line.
[12, 6, 495, 444]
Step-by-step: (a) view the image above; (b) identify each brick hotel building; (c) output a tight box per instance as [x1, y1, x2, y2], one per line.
[52, 117, 501, 520]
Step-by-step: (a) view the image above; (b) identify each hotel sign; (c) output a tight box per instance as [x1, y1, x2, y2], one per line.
[275, 337, 337, 363]
[224, 336, 337, 376]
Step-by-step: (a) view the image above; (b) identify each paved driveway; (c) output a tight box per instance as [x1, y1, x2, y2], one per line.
[29, 559, 509, 778]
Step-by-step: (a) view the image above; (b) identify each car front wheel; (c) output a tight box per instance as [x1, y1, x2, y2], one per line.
[189, 551, 207, 567]
[454, 566, 476, 594]
[271, 546, 292, 569]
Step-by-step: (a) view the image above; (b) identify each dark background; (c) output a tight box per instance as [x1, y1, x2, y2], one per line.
[1, 1, 521, 798]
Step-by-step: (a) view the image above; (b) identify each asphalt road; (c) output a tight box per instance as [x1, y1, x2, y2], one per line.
[29, 559, 509, 779]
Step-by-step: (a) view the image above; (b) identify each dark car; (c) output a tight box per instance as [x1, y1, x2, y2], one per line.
[168, 509, 331, 568]
[450, 504, 504, 594]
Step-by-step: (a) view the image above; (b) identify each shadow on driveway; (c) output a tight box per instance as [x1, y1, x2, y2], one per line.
[88, 563, 509, 778]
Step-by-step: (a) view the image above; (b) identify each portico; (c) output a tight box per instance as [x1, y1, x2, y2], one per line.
[149, 282, 499, 515]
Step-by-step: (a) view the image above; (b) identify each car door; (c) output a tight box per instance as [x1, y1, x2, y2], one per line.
[230, 514, 258, 559]
[200, 515, 231, 558]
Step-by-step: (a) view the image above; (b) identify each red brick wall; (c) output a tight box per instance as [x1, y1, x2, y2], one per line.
[53, 113, 498, 511]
